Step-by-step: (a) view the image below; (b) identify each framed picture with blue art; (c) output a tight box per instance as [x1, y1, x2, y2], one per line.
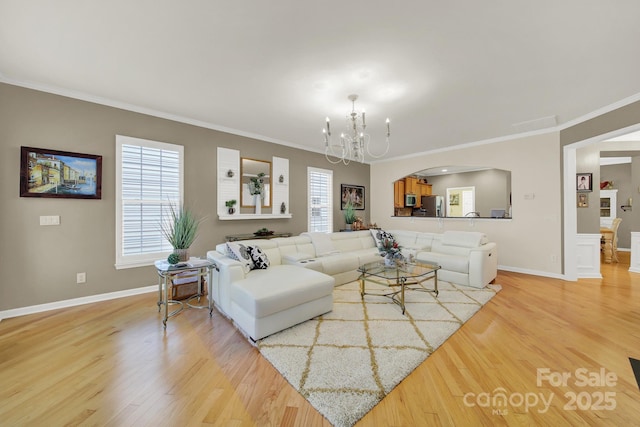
[20, 146, 102, 199]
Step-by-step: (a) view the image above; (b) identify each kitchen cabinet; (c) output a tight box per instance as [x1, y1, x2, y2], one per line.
[394, 180, 405, 208]
[404, 177, 418, 195]
[393, 177, 433, 214]
[420, 183, 432, 197]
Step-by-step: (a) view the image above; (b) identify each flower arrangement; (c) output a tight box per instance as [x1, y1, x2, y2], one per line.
[377, 231, 403, 262]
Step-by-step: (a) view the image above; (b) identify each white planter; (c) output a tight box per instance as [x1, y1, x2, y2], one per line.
[255, 194, 262, 214]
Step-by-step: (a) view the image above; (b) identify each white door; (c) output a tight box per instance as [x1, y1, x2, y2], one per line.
[446, 186, 476, 217]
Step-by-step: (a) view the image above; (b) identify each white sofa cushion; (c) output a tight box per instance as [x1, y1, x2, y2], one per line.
[274, 236, 316, 260]
[417, 252, 469, 274]
[231, 265, 335, 318]
[282, 253, 315, 262]
[305, 232, 339, 256]
[317, 253, 360, 275]
[441, 231, 488, 248]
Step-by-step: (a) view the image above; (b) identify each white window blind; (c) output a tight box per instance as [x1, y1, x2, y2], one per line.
[115, 135, 184, 269]
[308, 167, 333, 232]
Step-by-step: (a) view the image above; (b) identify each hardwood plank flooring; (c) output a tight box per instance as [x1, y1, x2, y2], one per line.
[1, 255, 639, 426]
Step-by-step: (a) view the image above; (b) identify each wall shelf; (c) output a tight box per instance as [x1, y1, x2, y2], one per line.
[218, 213, 292, 221]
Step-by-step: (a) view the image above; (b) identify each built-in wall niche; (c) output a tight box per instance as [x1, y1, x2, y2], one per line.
[217, 147, 291, 220]
[241, 157, 271, 208]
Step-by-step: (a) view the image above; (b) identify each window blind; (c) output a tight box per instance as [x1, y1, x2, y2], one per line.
[116, 136, 183, 269]
[308, 167, 333, 232]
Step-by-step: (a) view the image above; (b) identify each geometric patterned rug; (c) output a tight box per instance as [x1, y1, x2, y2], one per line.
[258, 280, 501, 427]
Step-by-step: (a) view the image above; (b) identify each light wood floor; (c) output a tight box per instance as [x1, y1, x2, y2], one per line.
[1, 255, 639, 426]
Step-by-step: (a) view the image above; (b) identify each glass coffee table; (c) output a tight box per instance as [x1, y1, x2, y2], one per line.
[358, 260, 440, 314]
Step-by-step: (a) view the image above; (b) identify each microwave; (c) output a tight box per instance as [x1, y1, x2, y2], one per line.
[405, 194, 417, 207]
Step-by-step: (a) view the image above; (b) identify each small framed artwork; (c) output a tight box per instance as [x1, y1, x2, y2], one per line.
[449, 193, 460, 206]
[577, 193, 589, 208]
[576, 173, 593, 192]
[20, 146, 102, 199]
[341, 184, 365, 210]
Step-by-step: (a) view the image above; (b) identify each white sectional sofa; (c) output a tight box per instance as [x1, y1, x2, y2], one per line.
[207, 229, 497, 340]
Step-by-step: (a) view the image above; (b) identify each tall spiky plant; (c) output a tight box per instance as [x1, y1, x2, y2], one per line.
[160, 202, 203, 250]
[344, 201, 357, 225]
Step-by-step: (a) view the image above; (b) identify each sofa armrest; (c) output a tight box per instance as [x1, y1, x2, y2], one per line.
[207, 250, 246, 314]
[468, 242, 498, 288]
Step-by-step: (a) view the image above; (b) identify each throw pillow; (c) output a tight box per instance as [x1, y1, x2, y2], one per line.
[226, 242, 254, 272]
[248, 245, 270, 269]
[371, 229, 394, 247]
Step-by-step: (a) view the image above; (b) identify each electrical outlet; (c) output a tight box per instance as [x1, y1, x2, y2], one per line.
[76, 272, 86, 284]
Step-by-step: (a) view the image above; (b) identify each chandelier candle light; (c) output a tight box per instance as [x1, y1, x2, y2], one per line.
[323, 94, 390, 164]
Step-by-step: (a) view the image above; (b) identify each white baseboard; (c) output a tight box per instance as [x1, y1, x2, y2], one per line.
[497, 265, 565, 280]
[0, 285, 157, 321]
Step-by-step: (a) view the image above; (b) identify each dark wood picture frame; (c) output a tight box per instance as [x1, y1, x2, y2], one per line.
[20, 146, 102, 199]
[341, 184, 365, 210]
[576, 172, 593, 193]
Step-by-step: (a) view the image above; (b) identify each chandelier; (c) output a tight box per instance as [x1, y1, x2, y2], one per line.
[323, 94, 390, 164]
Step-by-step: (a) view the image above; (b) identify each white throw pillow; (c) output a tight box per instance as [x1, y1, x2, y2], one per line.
[226, 242, 254, 272]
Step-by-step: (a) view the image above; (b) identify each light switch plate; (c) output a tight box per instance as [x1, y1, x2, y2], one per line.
[39, 215, 60, 226]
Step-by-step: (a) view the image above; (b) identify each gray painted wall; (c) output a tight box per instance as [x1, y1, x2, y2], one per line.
[576, 144, 601, 233]
[0, 83, 369, 311]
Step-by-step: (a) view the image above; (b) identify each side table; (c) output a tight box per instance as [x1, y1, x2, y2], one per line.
[154, 258, 214, 328]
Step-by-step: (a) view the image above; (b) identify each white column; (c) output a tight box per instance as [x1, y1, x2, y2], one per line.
[630, 232, 640, 273]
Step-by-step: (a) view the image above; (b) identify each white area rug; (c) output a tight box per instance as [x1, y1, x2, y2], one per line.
[258, 280, 501, 427]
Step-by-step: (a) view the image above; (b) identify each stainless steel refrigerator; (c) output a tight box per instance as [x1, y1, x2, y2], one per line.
[421, 195, 445, 217]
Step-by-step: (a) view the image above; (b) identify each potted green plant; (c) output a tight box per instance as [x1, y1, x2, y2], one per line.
[344, 201, 357, 230]
[160, 202, 204, 262]
[249, 172, 266, 198]
[249, 172, 266, 214]
[225, 199, 237, 215]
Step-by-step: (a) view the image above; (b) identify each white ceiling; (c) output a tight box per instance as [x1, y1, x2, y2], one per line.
[2, 1, 640, 161]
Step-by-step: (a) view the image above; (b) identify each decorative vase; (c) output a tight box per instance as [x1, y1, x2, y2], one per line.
[254, 194, 262, 214]
[280, 202, 286, 214]
[174, 248, 189, 262]
[228, 207, 235, 215]
[384, 255, 396, 267]
[345, 223, 352, 231]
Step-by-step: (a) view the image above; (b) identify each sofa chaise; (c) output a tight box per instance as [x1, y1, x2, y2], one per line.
[207, 229, 497, 340]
